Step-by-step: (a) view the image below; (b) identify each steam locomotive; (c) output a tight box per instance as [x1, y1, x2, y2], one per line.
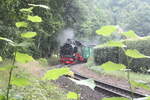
[60, 39, 92, 64]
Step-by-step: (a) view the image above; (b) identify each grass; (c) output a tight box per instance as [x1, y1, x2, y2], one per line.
[9, 79, 70, 100]
[47, 55, 60, 66]
[104, 70, 150, 83]
[0, 60, 73, 100]
[86, 56, 150, 83]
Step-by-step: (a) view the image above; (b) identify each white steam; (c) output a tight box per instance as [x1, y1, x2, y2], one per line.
[57, 28, 75, 46]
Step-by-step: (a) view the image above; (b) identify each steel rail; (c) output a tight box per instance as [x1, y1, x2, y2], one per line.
[66, 72, 146, 99]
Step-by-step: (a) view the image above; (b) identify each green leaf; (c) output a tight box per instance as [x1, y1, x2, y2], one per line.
[0, 66, 16, 71]
[21, 32, 37, 38]
[125, 49, 150, 58]
[102, 97, 129, 100]
[43, 67, 71, 80]
[0, 95, 5, 100]
[123, 30, 139, 39]
[96, 25, 117, 36]
[99, 61, 126, 71]
[0, 56, 2, 62]
[70, 78, 96, 90]
[15, 52, 34, 63]
[67, 92, 78, 99]
[0, 37, 15, 46]
[95, 41, 126, 48]
[146, 97, 150, 100]
[27, 15, 42, 22]
[11, 77, 31, 86]
[15, 41, 31, 47]
[131, 81, 150, 91]
[28, 4, 50, 9]
[20, 7, 33, 13]
[15, 22, 28, 28]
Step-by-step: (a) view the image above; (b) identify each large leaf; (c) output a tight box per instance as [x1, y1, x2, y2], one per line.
[102, 97, 129, 100]
[96, 41, 126, 48]
[0, 95, 5, 100]
[146, 97, 150, 100]
[27, 15, 42, 22]
[0, 56, 2, 62]
[43, 67, 71, 80]
[0, 66, 16, 71]
[70, 78, 96, 90]
[123, 30, 139, 39]
[99, 61, 126, 71]
[0, 37, 15, 46]
[0, 37, 13, 43]
[20, 7, 33, 13]
[11, 77, 31, 86]
[131, 81, 150, 91]
[67, 92, 78, 99]
[125, 49, 150, 58]
[96, 25, 117, 36]
[21, 32, 37, 38]
[28, 4, 50, 9]
[15, 52, 34, 63]
[15, 41, 31, 47]
[15, 22, 28, 28]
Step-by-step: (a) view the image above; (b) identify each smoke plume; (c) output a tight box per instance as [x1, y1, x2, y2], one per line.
[57, 28, 74, 46]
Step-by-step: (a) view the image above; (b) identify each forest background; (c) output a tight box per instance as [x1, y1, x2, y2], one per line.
[0, 0, 150, 59]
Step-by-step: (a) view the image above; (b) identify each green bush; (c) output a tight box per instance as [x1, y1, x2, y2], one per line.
[38, 58, 48, 66]
[94, 36, 150, 73]
[0, 63, 70, 100]
[94, 47, 119, 65]
[47, 55, 60, 66]
[8, 80, 70, 100]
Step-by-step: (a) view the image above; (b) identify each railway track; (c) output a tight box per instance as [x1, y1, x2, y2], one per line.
[66, 72, 146, 99]
[55, 64, 146, 99]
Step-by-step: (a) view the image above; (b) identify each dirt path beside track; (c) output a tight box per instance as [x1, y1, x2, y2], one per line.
[71, 64, 150, 95]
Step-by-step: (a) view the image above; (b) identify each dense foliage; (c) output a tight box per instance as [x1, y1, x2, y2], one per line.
[94, 25, 150, 100]
[65, 0, 150, 42]
[0, 0, 150, 100]
[0, 0, 150, 59]
[0, 0, 70, 58]
[94, 37, 150, 73]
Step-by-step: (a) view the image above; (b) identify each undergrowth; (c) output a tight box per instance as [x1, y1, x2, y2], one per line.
[38, 58, 48, 66]
[47, 55, 60, 66]
[0, 61, 71, 100]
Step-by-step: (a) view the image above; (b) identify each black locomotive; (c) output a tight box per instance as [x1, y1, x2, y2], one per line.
[60, 39, 86, 64]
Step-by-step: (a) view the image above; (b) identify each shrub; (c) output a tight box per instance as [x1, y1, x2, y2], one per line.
[38, 58, 48, 66]
[94, 47, 119, 65]
[0, 63, 70, 100]
[47, 55, 60, 66]
[94, 36, 150, 73]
